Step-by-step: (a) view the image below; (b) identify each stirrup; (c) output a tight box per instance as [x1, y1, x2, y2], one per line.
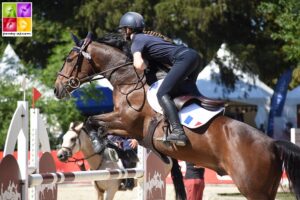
[166, 133, 187, 146]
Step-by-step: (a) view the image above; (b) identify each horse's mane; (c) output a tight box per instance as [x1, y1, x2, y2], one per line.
[97, 33, 132, 61]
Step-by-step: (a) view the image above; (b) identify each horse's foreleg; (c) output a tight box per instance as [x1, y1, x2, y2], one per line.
[89, 112, 129, 136]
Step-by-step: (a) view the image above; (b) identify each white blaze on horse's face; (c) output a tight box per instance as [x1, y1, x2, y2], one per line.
[61, 130, 80, 156]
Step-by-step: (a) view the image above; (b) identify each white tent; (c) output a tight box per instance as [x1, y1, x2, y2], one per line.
[0, 44, 24, 82]
[282, 85, 300, 128]
[196, 44, 274, 128]
[0, 44, 53, 98]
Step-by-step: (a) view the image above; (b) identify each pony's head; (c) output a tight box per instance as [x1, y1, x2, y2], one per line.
[57, 122, 84, 162]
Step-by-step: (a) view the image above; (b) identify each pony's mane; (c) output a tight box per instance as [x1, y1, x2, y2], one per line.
[97, 33, 132, 60]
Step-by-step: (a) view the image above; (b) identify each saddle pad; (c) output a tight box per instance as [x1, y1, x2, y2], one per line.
[147, 80, 224, 129]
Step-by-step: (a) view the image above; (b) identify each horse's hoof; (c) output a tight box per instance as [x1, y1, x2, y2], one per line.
[174, 141, 186, 146]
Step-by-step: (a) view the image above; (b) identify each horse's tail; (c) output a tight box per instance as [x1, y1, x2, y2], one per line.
[275, 140, 300, 199]
[171, 158, 186, 200]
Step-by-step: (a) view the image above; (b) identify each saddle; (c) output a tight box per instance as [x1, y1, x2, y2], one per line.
[174, 95, 225, 111]
[139, 80, 226, 164]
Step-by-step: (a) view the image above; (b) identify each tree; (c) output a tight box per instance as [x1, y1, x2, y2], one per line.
[258, 0, 300, 87]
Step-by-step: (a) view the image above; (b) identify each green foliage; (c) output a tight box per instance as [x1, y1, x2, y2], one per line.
[259, 0, 300, 87]
[0, 81, 23, 150]
[259, 0, 300, 62]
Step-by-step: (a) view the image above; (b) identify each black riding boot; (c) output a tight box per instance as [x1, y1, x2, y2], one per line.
[89, 130, 104, 153]
[159, 95, 188, 146]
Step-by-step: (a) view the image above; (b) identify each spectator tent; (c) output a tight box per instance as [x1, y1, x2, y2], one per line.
[283, 86, 300, 128]
[196, 44, 274, 129]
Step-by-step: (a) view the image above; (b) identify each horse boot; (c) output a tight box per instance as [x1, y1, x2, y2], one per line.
[159, 95, 188, 146]
[103, 148, 119, 162]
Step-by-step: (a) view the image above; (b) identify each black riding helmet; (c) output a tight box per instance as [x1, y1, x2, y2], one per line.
[119, 12, 145, 32]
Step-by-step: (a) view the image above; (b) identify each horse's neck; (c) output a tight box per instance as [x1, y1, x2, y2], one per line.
[79, 132, 102, 170]
[91, 42, 139, 86]
[111, 66, 142, 86]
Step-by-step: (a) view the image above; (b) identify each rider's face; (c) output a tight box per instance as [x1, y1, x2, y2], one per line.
[121, 27, 132, 41]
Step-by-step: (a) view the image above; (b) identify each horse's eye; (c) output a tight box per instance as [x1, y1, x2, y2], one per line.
[66, 57, 72, 62]
[71, 137, 77, 142]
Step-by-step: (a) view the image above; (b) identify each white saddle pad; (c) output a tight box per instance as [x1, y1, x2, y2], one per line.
[147, 80, 224, 129]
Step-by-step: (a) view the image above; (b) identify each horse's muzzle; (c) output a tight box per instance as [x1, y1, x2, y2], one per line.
[57, 149, 71, 162]
[54, 83, 66, 99]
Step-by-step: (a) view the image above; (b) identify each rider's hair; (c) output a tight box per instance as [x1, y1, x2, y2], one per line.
[143, 30, 173, 43]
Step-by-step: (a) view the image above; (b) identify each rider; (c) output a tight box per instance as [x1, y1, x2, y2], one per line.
[119, 11, 203, 146]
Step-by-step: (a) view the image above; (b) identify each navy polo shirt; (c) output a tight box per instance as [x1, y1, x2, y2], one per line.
[131, 33, 184, 66]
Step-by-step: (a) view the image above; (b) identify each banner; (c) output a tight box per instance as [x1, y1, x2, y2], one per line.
[267, 68, 293, 137]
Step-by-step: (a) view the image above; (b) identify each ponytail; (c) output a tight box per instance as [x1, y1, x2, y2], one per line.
[143, 30, 173, 43]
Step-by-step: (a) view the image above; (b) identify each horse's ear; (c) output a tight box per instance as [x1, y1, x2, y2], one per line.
[86, 32, 93, 40]
[74, 122, 84, 132]
[70, 33, 80, 46]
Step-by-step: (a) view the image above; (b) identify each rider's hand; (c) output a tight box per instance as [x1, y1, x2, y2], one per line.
[129, 139, 138, 149]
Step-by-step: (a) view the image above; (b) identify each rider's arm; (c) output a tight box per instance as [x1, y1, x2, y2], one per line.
[133, 52, 147, 71]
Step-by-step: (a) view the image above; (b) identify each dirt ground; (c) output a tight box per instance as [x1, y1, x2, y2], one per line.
[57, 182, 293, 200]
[57, 183, 244, 200]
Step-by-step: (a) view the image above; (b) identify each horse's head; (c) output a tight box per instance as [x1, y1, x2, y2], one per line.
[54, 32, 131, 99]
[54, 32, 97, 99]
[57, 122, 84, 162]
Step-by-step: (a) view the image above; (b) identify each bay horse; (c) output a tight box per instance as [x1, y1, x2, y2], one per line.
[54, 32, 300, 200]
[57, 121, 123, 200]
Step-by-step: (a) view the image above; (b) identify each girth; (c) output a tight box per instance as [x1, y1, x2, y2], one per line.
[137, 115, 170, 164]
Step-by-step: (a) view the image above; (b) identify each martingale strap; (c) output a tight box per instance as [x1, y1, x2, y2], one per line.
[138, 115, 171, 164]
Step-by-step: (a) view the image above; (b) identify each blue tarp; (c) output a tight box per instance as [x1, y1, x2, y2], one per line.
[72, 87, 113, 116]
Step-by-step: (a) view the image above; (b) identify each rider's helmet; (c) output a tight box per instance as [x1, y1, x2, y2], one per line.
[119, 12, 145, 32]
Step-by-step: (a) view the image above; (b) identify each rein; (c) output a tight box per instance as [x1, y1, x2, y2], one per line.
[117, 67, 147, 112]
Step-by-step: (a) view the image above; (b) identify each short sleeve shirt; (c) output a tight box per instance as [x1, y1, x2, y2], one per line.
[131, 33, 183, 66]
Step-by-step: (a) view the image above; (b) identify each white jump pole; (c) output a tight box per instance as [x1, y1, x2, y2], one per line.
[29, 169, 144, 186]
[3, 101, 29, 200]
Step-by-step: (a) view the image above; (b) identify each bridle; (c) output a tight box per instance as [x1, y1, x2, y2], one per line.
[57, 32, 146, 111]
[57, 34, 133, 93]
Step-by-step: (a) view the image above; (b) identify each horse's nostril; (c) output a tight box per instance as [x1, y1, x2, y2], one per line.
[57, 152, 66, 160]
